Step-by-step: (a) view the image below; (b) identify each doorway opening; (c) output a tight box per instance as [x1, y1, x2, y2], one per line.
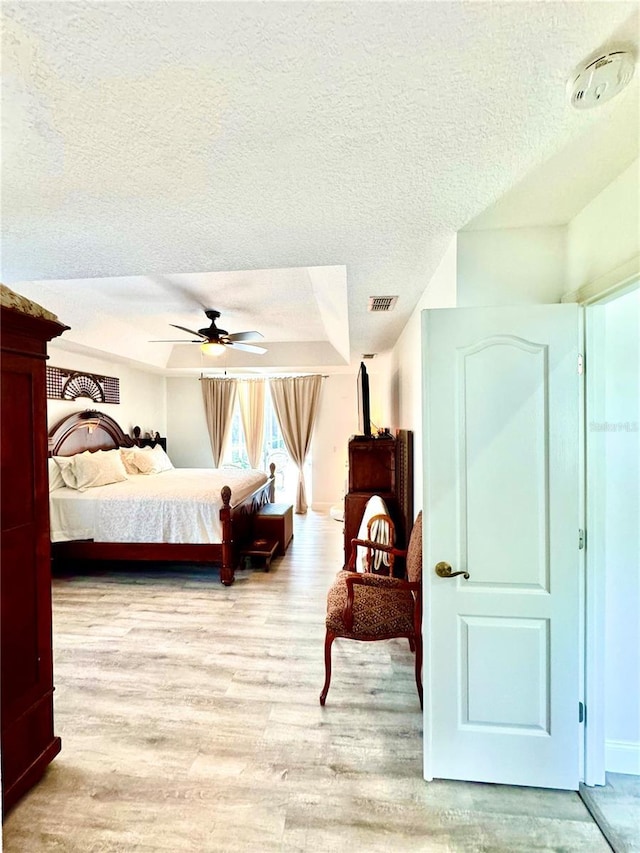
[581, 282, 639, 851]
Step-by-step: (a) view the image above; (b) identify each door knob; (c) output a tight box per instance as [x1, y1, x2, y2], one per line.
[435, 561, 470, 580]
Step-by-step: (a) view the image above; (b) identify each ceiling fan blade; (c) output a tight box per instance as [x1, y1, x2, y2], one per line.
[149, 339, 202, 343]
[170, 323, 206, 337]
[225, 331, 264, 343]
[153, 276, 208, 309]
[228, 342, 267, 355]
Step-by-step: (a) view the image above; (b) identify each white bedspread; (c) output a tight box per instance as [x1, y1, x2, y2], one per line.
[50, 468, 268, 544]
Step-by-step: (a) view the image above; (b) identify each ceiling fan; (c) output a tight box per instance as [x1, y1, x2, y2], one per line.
[152, 309, 267, 356]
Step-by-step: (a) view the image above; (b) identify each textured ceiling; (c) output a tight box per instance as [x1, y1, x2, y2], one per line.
[11, 267, 351, 371]
[2, 1, 639, 371]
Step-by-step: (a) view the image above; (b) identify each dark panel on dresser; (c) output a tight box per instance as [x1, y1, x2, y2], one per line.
[347, 438, 396, 493]
[342, 432, 413, 572]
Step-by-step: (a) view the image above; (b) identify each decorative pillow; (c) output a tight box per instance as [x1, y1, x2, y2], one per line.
[56, 449, 128, 491]
[355, 495, 392, 573]
[48, 458, 66, 491]
[133, 447, 158, 474]
[120, 448, 141, 475]
[75, 449, 128, 490]
[124, 445, 174, 475]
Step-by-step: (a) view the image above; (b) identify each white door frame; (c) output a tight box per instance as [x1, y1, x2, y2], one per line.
[583, 302, 607, 786]
[579, 272, 639, 786]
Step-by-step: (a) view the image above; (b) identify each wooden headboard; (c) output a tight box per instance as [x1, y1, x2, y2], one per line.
[48, 410, 134, 456]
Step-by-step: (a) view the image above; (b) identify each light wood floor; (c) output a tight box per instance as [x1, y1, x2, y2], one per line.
[3, 511, 610, 852]
[580, 774, 640, 852]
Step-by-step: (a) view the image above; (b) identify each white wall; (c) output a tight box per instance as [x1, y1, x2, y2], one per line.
[457, 226, 566, 307]
[567, 159, 640, 295]
[602, 287, 640, 773]
[311, 374, 359, 510]
[367, 352, 393, 434]
[389, 224, 566, 488]
[165, 377, 214, 467]
[47, 346, 166, 437]
[386, 164, 637, 520]
[389, 235, 457, 513]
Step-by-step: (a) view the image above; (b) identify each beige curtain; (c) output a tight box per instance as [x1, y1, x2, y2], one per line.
[238, 379, 265, 469]
[201, 378, 238, 467]
[269, 375, 324, 513]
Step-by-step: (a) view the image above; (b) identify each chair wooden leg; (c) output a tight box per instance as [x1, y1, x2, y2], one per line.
[319, 632, 335, 706]
[414, 633, 423, 709]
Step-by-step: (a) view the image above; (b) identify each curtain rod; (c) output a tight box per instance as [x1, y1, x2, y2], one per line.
[199, 373, 329, 380]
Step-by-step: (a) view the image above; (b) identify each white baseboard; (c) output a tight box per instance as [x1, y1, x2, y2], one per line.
[605, 739, 640, 775]
[310, 502, 334, 513]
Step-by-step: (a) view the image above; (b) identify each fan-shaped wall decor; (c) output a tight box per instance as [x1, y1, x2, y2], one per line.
[46, 366, 120, 403]
[62, 374, 103, 402]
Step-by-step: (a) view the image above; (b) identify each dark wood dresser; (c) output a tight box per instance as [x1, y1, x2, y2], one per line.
[1, 302, 68, 814]
[343, 432, 413, 570]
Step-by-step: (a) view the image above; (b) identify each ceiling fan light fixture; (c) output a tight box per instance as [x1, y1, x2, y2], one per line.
[201, 341, 226, 357]
[157, 310, 265, 355]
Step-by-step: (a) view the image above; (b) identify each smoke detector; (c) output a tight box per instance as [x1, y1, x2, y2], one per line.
[368, 295, 398, 312]
[568, 50, 635, 109]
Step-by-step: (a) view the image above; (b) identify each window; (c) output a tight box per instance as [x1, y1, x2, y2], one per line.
[263, 392, 285, 458]
[223, 405, 250, 468]
[222, 391, 287, 470]
[221, 386, 305, 501]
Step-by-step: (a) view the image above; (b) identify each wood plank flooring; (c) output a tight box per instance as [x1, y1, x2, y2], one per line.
[3, 511, 610, 852]
[580, 774, 640, 852]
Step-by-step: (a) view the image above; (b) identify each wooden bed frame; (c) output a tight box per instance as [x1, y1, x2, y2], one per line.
[48, 410, 275, 585]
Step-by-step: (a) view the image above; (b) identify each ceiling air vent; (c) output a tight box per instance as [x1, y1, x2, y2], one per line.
[368, 295, 398, 312]
[362, 353, 377, 360]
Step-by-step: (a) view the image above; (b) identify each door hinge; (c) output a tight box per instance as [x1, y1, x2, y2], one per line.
[578, 529, 586, 550]
[579, 701, 586, 724]
[578, 353, 584, 375]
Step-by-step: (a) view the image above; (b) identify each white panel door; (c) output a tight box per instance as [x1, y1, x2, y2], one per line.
[423, 305, 581, 790]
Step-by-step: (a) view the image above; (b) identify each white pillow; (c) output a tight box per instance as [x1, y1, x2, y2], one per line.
[53, 454, 81, 489]
[355, 495, 392, 573]
[120, 448, 141, 475]
[150, 444, 173, 472]
[76, 449, 128, 490]
[125, 444, 173, 475]
[56, 449, 128, 491]
[131, 449, 159, 474]
[48, 458, 66, 491]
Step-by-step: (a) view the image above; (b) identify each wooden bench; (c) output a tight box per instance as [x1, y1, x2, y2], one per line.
[253, 503, 294, 556]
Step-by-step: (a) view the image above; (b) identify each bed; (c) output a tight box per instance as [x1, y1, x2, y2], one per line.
[48, 410, 275, 585]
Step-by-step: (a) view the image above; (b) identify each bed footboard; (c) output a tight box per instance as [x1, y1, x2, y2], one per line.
[220, 464, 275, 585]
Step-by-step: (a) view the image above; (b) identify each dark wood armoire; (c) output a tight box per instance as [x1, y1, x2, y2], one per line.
[343, 431, 413, 570]
[1, 300, 68, 814]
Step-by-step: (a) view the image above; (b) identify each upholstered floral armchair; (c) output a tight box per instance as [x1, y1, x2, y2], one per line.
[320, 511, 423, 708]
